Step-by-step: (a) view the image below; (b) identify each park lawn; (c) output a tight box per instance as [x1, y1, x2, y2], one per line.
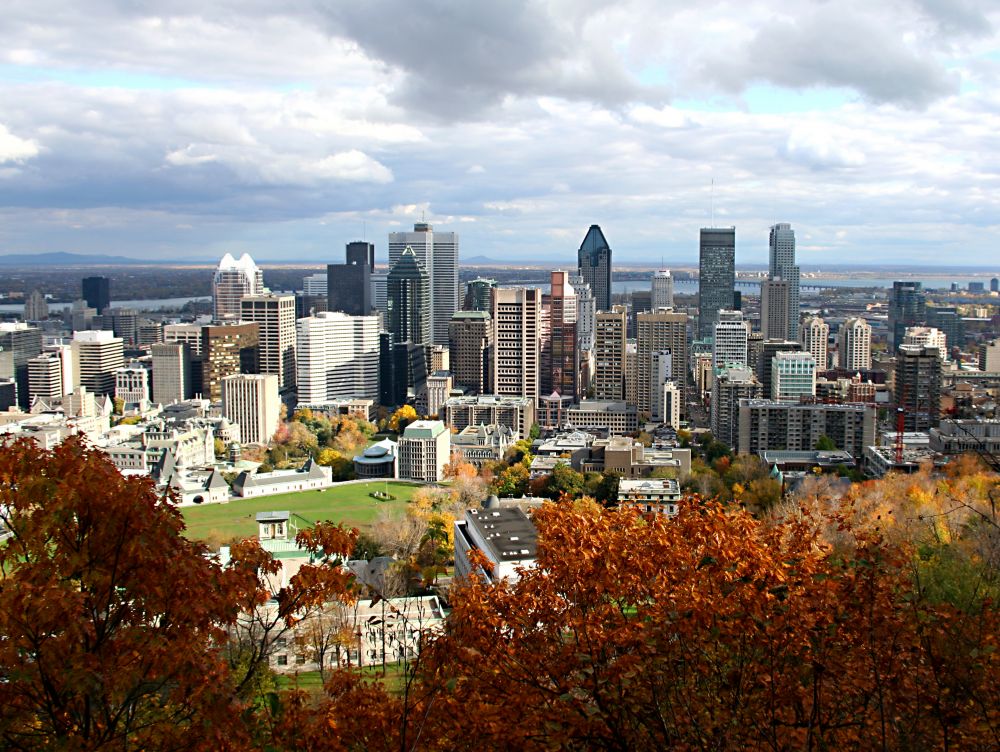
[180, 481, 422, 543]
[277, 665, 410, 696]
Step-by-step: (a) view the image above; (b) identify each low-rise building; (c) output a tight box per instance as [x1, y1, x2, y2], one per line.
[451, 423, 517, 467]
[617, 478, 682, 516]
[454, 500, 537, 583]
[738, 400, 876, 458]
[295, 398, 376, 422]
[353, 439, 398, 479]
[929, 419, 1000, 456]
[565, 399, 638, 434]
[440, 394, 536, 438]
[232, 458, 333, 498]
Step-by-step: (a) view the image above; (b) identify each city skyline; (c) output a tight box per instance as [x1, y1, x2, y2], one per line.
[1, 3, 999, 266]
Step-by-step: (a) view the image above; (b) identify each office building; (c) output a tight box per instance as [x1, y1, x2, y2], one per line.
[563, 400, 639, 434]
[903, 327, 947, 359]
[895, 344, 941, 432]
[541, 271, 579, 401]
[449, 311, 492, 394]
[926, 306, 963, 353]
[201, 322, 260, 402]
[698, 227, 735, 339]
[593, 306, 627, 400]
[979, 338, 1000, 371]
[296, 311, 380, 404]
[768, 223, 800, 340]
[650, 352, 681, 428]
[423, 371, 453, 418]
[379, 335, 428, 408]
[388, 223, 458, 346]
[163, 323, 204, 356]
[771, 351, 816, 401]
[440, 394, 536, 438]
[0, 322, 43, 409]
[713, 310, 749, 369]
[222, 373, 280, 445]
[711, 366, 763, 449]
[24, 290, 48, 322]
[577, 224, 612, 311]
[212, 253, 264, 321]
[138, 322, 163, 347]
[240, 294, 297, 390]
[370, 271, 388, 315]
[398, 420, 451, 482]
[636, 309, 688, 414]
[888, 281, 926, 350]
[151, 342, 191, 405]
[569, 274, 596, 352]
[738, 400, 876, 457]
[71, 330, 124, 397]
[81, 276, 111, 315]
[28, 351, 68, 403]
[464, 278, 497, 312]
[838, 317, 871, 372]
[992, 277, 999, 293]
[651, 270, 674, 311]
[492, 287, 542, 404]
[115, 363, 151, 411]
[387, 246, 431, 345]
[327, 241, 374, 316]
[800, 316, 829, 371]
[302, 273, 328, 296]
[757, 339, 802, 397]
[760, 278, 791, 341]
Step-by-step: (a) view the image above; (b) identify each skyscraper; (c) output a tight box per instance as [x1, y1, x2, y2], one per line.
[637, 309, 688, 414]
[201, 322, 259, 402]
[768, 223, 800, 340]
[888, 281, 926, 350]
[698, 228, 735, 340]
[388, 223, 458, 346]
[386, 247, 431, 345]
[81, 276, 111, 315]
[23, 290, 48, 322]
[449, 311, 492, 394]
[800, 316, 830, 371]
[492, 287, 542, 404]
[593, 306, 627, 400]
[328, 242, 374, 315]
[464, 278, 498, 312]
[651, 270, 674, 311]
[838, 318, 871, 371]
[895, 344, 941, 432]
[212, 253, 263, 321]
[221, 374, 280, 445]
[771, 351, 816, 402]
[577, 225, 612, 312]
[71, 330, 124, 397]
[240, 294, 297, 391]
[151, 342, 191, 405]
[760, 278, 791, 341]
[0, 322, 42, 409]
[296, 311, 379, 403]
[541, 271, 579, 401]
[713, 310, 750, 369]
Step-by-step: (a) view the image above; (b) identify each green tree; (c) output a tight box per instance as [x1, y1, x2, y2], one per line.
[815, 434, 837, 451]
[529, 423, 541, 440]
[547, 462, 585, 500]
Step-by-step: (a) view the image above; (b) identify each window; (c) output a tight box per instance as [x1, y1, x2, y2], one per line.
[276, 655, 288, 666]
[296, 654, 306, 665]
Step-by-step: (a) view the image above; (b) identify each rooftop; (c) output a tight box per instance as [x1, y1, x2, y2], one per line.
[466, 507, 538, 563]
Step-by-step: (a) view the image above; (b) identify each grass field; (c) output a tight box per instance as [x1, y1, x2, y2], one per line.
[276, 665, 410, 696]
[180, 481, 421, 543]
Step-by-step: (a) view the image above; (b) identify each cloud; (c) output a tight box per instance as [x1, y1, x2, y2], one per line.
[0, 124, 39, 164]
[780, 127, 867, 170]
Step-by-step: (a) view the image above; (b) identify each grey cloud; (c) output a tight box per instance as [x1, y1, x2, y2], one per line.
[912, 0, 994, 36]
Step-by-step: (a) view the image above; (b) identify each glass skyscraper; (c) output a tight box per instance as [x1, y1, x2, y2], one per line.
[698, 228, 735, 340]
[768, 223, 800, 341]
[386, 247, 431, 345]
[577, 225, 612, 312]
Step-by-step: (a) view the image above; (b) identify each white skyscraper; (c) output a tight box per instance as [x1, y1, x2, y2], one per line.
[771, 351, 816, 401]
[212, 253, 264, 321]
[302, 273, 327, 296]
[221, 374, 280, 445]
[240, 294, 297, 391]
[800, 316, 830, 371]
[713, 310, 750, 369]
[651, 270, 674, 311]
[569, 274, 596, 352]
[768, 223, 800, 341]
[903, 326, 947, 359]
[71, 330, 124, 396]
[388, 223, 458, 346]
[838, 317, 872, 371]
[296, 311, 380, 403]
[492, 287, 542, 404]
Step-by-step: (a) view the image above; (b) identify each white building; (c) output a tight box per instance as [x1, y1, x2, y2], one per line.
[713, 309, 749, 369]
[654, 381, 681, 429]
[649, 350, 677, 426]
[71, 330, 124, 397]
[388, 223, 458, 346]
[903, 326, 947, 359]
[302, 273, 327, 296]
[163, 323, 204, 356]
[454, 502, 537, 583]
[241, 294, 297, 391]
[711, 366, 762, 449]
[772, 351, 816, 402]
[569, 274, 596, 352]
[221, 373, 280, 445]
[115, 363, 151, 411]
[800, 316, 829, 371]
[838, 317, 872, 371]
[296, 311, 380, 403]
[651, 270, 674, 311]
[397, 419, 450, 482]
[491, 287, 542, 405]
[151, 342, 191, 405]
[28, 348, 73, 404]
[212, 252, 264, 321]
[618, 478, 682, 517]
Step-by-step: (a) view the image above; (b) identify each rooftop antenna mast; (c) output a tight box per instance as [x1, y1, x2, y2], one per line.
[710, 178, 715, 227]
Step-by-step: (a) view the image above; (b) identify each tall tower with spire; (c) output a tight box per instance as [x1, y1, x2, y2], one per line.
[577, 225, 612, 312]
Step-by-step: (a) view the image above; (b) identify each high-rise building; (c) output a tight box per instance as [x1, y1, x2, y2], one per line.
[979, 339, 1000, 371]
[212, 253, 264, 321]
[800, 316, 830, 371]
[82, 276, 111, 315]
[328, 242, 374, 316]
[593, 306, 627, 400]
[296, 312, 379, 403]
[163, 323, 204, 356]
[895, 344, 941, 432]
[760, 278, 791, 341]
[771, 351, 816, 401]
[398, 420, 451, 482]
[464, 278, 498, 312]
[738, 400, 876, 457]
[838, 318, 871, 372]
[768, 223, 800, 340]
[569, 274, 596, 353]
[698, 228, 735, 340]
[302, 273, 328, 296]
[379, 334, 427, 408]
[756, 339, 802, 397]
[138, 322, 163, 347]
[711, 366, 762, 449]
[388, 223, 458, 346]
[151, 342, 192, 405]
[577, 225, 612, 312]
[370, 271, 388, 315]
[240, 294, 297, 390]
[991, 277, 999, 293]
[888, 282, 926, 350]
[387, 247, 431, 345]
[649, 350, 675, 424]
[903, 326, 947, 359]
[492, 287, 542, 404]
[925, 306, 963, 353]
[449, 311, 492, 394]
[651, 270, 674, 311]
[541, 271, 579, 401]
[201, 322, 260, 402]
[71, 330, 124, 397]
[637, 309, 688, 415]
[0, 322, 43, 409]
[713, 310, 749, 369]
[24, 290, 48, 322]
[28, 351, 68, 403]
[221, 373, 280, 445]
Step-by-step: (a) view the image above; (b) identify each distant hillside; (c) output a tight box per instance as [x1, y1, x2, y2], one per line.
[463, 255, 506, 265]
[0, 252, 154, 266]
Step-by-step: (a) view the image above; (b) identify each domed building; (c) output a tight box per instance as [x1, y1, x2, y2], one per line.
[353, 439, 398, 479]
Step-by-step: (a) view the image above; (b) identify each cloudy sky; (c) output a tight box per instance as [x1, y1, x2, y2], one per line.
[1, 0, 999, 267]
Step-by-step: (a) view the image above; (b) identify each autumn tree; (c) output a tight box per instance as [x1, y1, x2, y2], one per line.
[388, 405, 419, 433]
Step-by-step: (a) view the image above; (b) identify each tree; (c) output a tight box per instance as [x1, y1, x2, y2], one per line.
[388, 405, 418, 433]
[494, 463, 530, 497]
[0, 438, 247, 750]
[815, 434, 837, 451]
[214, 437, 227, 458]
[528, 422, 541, 441]
[546, 462, 585, 500]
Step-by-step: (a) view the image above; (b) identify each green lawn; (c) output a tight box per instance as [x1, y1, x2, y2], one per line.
[277, 664, 410, 696]
[181, 481, 421, 544]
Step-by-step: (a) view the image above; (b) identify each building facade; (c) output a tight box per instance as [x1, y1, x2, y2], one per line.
[698, 227, 735, 340]
[838, 317, 871, 372]
[449, 311, 492, 394]
[800, 316, 829, 371]
[577, 224, 612, 311]
[492, 287, 542, 404]
[212, 253, 263, 321]
[398, 420, 450, 482]
[388, 223, 458, 346]
[651, 270, 674, 311]
[738, 400, 877, 457]
[713, 309, 749, 369]
[221, 373, 280, 445]
[240, 294, 297, 391]
[593, 306, 627, 400]
[636, 309, 688, 415]
[768, 223, 800, 341]
[386, 246, 431, 345]
[296, 312, 380, 403]
[71, 330, 124, 397]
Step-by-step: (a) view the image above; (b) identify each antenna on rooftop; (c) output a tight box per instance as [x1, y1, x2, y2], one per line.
[710, 178, 715, 227]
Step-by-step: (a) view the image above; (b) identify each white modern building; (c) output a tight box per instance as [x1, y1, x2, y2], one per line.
[397, 419, 450, 482]
[772, 351, 816, 402]
[388, 223, 458, 346]
[838, 317, 872, 371]
[221, 373, 280, 445]
[713, 309, 749, 369]
[800, 316, 829, 371]
[903, 326, 947, 359]
[651, 270, 674, 311]
[212, 252, 264, 321]
[71, 330, 124, 397]
[296, 311, 380, 403]
[302, 273, 327, 296]
[151, 342, 191, 405]
[241, 294, 297, 391]
[454, 502, 537, 583]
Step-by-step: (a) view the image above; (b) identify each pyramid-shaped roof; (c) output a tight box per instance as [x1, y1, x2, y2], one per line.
[578, 224, 610, 256]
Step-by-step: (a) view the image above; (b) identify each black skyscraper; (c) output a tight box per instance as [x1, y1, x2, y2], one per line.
[888, 281, 926, 350]
[327, 242, 373, 315]
[82, 276, 110, 314]
[698, 228, 736, 340]
[577, 225, 612, 312]
[387, 246, 431, 345]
